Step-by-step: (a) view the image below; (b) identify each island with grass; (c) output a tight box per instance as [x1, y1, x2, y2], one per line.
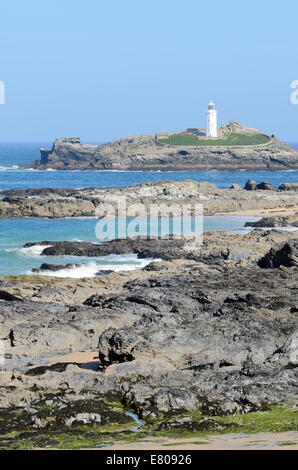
[24, 121, 298, 171]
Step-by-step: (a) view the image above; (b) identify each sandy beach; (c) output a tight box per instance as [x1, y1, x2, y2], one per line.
[219, 207, 298, 217]
[96, 432, 298, 450]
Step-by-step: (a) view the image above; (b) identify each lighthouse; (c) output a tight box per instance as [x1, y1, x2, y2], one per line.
[206, 101, 218, 138]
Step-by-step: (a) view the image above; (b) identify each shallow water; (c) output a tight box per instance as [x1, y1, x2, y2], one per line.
[125, 412, 144, 431]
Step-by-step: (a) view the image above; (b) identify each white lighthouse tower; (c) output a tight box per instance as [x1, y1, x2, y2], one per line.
[206, 101, 218, 138]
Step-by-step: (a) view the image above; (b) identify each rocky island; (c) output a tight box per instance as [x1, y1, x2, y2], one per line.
[23, 122, 298, 171]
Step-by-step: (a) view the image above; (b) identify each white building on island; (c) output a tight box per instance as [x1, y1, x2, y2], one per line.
[206, 101, 218, 138]
[155, 100, 219, 141]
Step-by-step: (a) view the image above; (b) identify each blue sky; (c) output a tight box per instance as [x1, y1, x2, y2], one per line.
[0, 0, 297, 142]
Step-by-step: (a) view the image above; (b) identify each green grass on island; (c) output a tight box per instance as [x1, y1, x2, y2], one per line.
[158, 132, 271, 147]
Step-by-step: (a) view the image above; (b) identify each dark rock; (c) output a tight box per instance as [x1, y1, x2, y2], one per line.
[256, 182, 273, 190]
[0, 290, 22, 301]
[32, 263, 82, 273]
[0, 398, 132, 434]
[244, 180, 257, 190]
[245, 216, 298, 228]
[278, 183, 298, 191]
[258, 240, 298, 268]
[245, 180, 274, 191]
[23, 238, 187, 261]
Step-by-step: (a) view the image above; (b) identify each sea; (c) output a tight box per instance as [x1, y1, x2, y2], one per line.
[0, 142, 297, 277]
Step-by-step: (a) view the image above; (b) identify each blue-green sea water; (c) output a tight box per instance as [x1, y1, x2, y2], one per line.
[0, 215, 260, 276]
[0, 142, 297, 276]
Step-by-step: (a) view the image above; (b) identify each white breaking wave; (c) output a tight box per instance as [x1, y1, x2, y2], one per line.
[256, 226, 298, 232]
[18, 244, 52, 256]
[26, 257, 159, 278]
[0, 165, 19, 171]
[96, 257, 159, 272]
[28, 261, 100, 278]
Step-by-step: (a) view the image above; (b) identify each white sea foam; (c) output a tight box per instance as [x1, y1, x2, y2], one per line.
[18, 244, 52, 256]
[255, 226, 298, 232]
[0, 165, 19, 171]
[64, 216, 98, 220]
[26, 257, 159, 278]
[28, 261, 100, 278]
[96, 257, 159, 272]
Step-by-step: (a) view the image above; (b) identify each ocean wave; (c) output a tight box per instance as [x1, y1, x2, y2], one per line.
[255, 227, 298, 232]
[27, 260, 100, 278]
[26, 257, 159, 278]
[18, 244, 52, 256]
[0, 165, 20, 171]
[96, 257, 159, 272]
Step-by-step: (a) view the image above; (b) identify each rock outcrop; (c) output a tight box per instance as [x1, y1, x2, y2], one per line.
[0, 225, 297, 451]
[0, 231, 297, 417]
[22, 132, 298, 171]
[245, 214, 298, 228]
[244, 180, 274, 191]
[258, 239, 298, 268]
[32, 263, 82, 273]
[0, 179, 298, 218]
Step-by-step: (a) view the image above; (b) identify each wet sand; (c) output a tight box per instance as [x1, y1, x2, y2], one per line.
[219, 207, 298, 217]
[96, 432, 298, 450]
[46, 350, 98, 371]
[47, 350, 97, 365]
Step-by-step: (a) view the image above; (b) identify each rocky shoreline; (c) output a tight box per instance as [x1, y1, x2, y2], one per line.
[0, 228, 297, 448]
[20, 131, 298, 171]
[0, 179, 298, 218]
[0, 178, 297, 448]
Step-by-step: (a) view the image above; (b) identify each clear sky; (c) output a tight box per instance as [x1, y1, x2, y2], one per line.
[0, 0, 297, 142]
